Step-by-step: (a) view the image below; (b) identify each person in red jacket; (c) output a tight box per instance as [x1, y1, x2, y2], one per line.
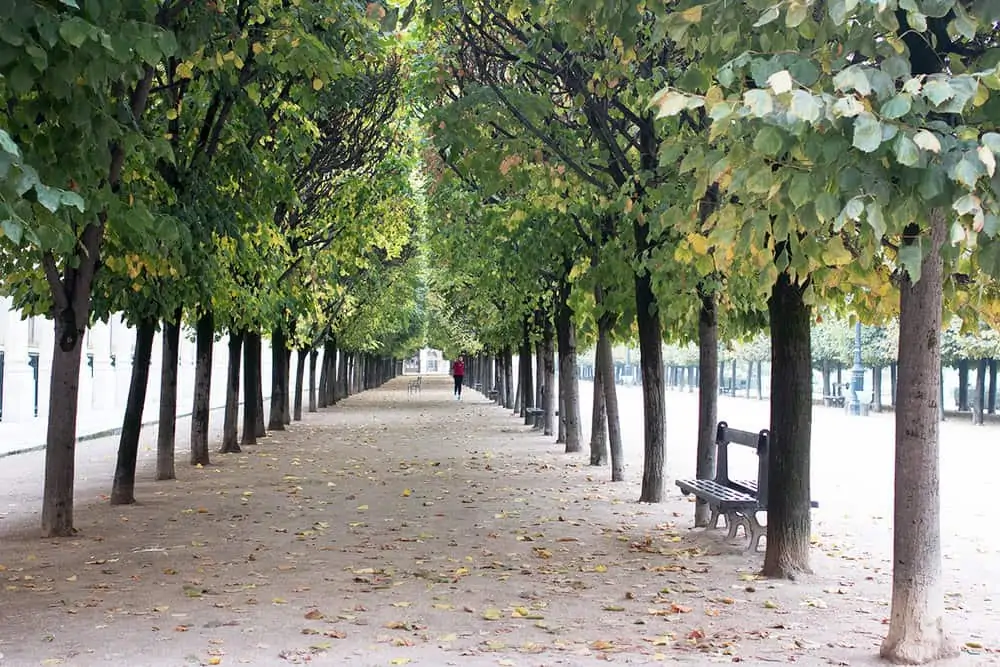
[452, 355, 465, 400]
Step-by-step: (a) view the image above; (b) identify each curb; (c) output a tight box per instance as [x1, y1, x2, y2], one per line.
[0, 397, 270, 459]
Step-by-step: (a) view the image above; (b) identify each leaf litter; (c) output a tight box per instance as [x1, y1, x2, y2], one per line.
[0, 377, 995, 666]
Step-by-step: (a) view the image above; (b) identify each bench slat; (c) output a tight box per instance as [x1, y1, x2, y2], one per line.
[676, 479, 757, 510]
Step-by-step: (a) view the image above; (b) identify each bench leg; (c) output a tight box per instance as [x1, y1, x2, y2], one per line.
[708, 507, 721, 530]
[725, 512, 745, 539]
[743, 512, 766, 553]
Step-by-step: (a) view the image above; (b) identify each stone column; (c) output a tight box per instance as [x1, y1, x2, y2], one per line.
[89, 320, 116, 411]
[2, 302, 39, 423]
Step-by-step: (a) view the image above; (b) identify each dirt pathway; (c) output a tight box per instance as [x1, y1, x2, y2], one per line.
[0, 377, 993, 666]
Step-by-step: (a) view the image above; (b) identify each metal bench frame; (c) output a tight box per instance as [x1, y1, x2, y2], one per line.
[676, 422, 769, 552]
[407, 376, 422, 396]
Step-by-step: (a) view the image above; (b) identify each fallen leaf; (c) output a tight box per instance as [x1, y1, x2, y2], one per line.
[481, 608, 503, 621]
[304, 609, 324, 620]
[389, 658, 411, 665]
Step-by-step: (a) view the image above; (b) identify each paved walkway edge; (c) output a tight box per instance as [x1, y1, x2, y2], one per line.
[0, 396, 270, 460]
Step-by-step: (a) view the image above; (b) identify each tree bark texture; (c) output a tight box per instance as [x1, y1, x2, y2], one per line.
[309, 349, 318, 413]
[763, 271, 813, 578]
[242, 331, 260, 446]
[541, 318, 556, 437]
[189, 310, 214, 466]
[221, 330, 243, 453]
[556, 287, 582, 452]
[880, 213, 957, 664]
[269, 326, 286, 431]
[590, 356, 608, 466]
[957, 360, 969, 411]
[598, 319, 624, 481]
[635, 266, 665, 503]
[695, 289, 719, 527]
[156, 308, 182, 480]
[972, 359, 986, 425]
[294, 349, 307, 421]
[110, 318, 156, 505]
[284, 348, 292, 424]
[988, 359, 997, 414]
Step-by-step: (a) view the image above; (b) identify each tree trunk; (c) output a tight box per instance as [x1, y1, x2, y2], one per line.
[957, 360, 969, 411]
[756, 360, 764, 400]
[762, 270, 813, 579]
[590, 353, 608, 466]
[541, 316, 556, 437]
[836, 365, 843, 395]
[189, 310, 214, 466]
[156, 307, 182, 480]
[972, 359, 986, 425]
[294, 349, 306, 421]
[284, 348, 292, 424]
[556, 288, 582, 452]
[822, 360, 831, 398]
[503, 347, 514, 408]
[338, 349, 349, 401]
[309, 349, 318, 413]
[880, 214, 957, 663]
[269, 326, 286, 431]
[535, 340, 544, 411]
[520, 322, 533, 423]
[635, 267, 665, 503]
[242, 332, 260, 446]
[42, 309, 89, 536]
[986, 359, 997, 415]
[221, 330, 243, 453]
[318, 343, 329, 408]
[110, 318, 156, 505]
[745, 361, 753, 398]
[695, 289, 719, 527]
[598, 318, 624, 481]
[254, 339, 265, 438]
[873, 366, 884, 412]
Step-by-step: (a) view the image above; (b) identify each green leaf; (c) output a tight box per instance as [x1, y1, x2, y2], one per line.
[951, 155, 982, 189]
[852, 113, 883, 152]
[753, 126, 784, 156]
[894, 134, 920, 166]
[743, 89, 773, 117]
[815, 193, 840, 222]
[881, 94, 912, 119]
[35, 184, 61, 213]
[923, 79, 955, 106]
[60, 0, 80, 6]
[58, 17, 92, 48]
[0, 129, 22, 159]
[788, 173, 812, 209]
[1, 217, 23, 245]
[754, 6, 780, 26]
[833, 66, 871, 96]
[789, 90, 822, 122]
[866, 202, 886, 239]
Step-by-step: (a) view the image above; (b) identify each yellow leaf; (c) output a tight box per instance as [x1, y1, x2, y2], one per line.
[272, 597, 287, 605]
[312, 78, 323, 91]
[763, 599, 778, 609]
[391, 601, 411, 608]
[166, 108, 178, 120]
[176, 61, 194, 79]
[207, 658, 222, 666]
[252, 42, 263, 55]
[438, 633, 457, 641]
[593, 564, 608, 573]
[481, 608, 503, 620]
[681, 5, 703, 22]
[591, 640, 615, 650]
[401, 489, 411, 497]
[357, 505, 368, 511]
[687, 232, 711, 255]
[390, 660, 410, 666]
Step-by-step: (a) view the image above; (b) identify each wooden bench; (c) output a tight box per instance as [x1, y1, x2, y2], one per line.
[474, 382, 483, 392]
[677, 422, 768, 551]
[525, 407, 544, 428]
[487, 389, 499, 401]
[407, 376, 422, 395]
[676, 422, 820, 552]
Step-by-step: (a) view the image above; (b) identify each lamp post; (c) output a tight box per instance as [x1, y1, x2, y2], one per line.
[849, 320, 865, 416]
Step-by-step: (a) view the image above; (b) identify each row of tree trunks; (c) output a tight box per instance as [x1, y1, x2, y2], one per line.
[156, 307, 183, 480]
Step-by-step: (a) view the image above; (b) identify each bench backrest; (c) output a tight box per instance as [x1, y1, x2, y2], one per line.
[714, 421, 770, 509]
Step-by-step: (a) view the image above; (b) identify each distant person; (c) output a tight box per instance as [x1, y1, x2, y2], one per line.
[452, 355, 465, 400]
